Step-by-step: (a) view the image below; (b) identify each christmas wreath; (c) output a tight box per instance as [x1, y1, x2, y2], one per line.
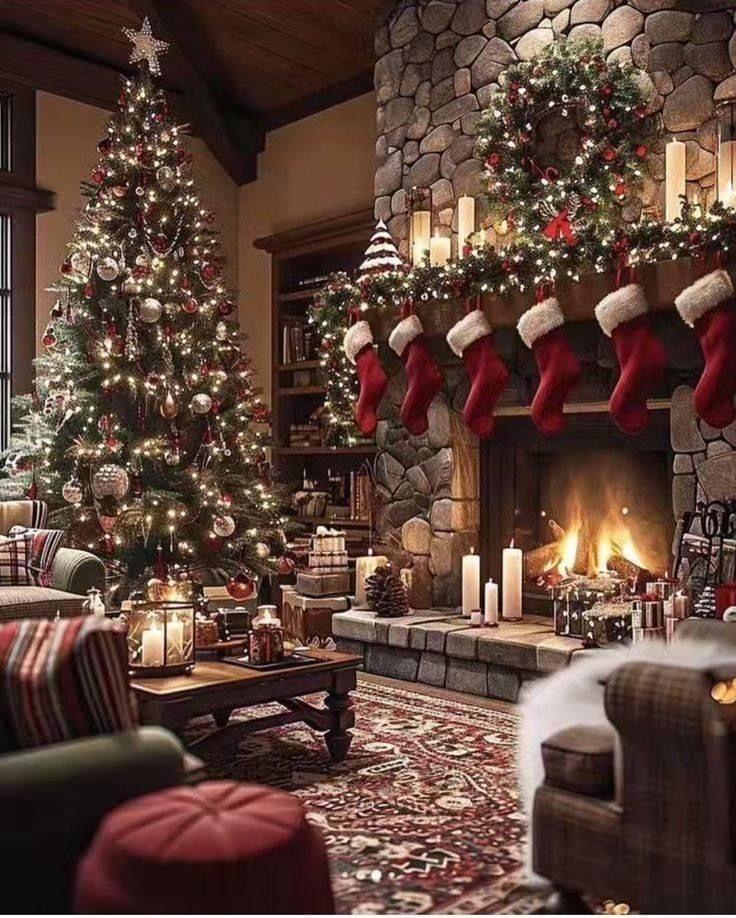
[476, 39, 651, 244]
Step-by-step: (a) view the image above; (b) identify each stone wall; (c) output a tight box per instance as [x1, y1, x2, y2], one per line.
[375, 0, 736, 250]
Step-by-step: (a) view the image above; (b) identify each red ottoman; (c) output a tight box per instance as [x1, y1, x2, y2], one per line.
[74, 781, 335, 914]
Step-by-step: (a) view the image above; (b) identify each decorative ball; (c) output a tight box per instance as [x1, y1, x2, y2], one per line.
[164, 445, 181, 466]
[111, 184, 128, 198]
[62, 477, 83, 505]
[135, 185, 145, 197]
[41, 327, 57, 349]
[121, 276, 139, 294]
[70, 251, 92, 276]
[91, 463, 129, 501]
[135, 253, 151, 268]
[140, 297, 163, 323]
[215, 321, 229, 341]
[96, 257, 120, 282]
[255, 541, 270, 559]
[190, 393, 212, 414]
[152, 234, 169, 253]
[277, 555, 296, 576]
[160, 391, 179, 419]
[217, 300, 234, 317]
[181, 297, 199, 314]
[156, 166, 176, 191]
[201, 263, 218, 283]
[213, 514, 236, 537]
[226, 570, 257, 602]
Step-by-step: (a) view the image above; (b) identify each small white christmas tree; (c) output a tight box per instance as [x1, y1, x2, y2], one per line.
[357, 220, 404, 282]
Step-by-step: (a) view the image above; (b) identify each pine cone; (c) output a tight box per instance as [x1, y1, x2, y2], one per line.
[365, 563, 409, 618]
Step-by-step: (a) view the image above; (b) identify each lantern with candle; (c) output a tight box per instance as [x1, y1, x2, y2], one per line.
[407, 186, 432, 267]
[248, 605, 285, 665]
[355, 548, 389, 608]
[126, 599, 195, 676]
[717, 101, 736, 210]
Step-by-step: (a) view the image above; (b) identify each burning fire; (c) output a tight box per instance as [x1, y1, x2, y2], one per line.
[553, 501, 650, 579]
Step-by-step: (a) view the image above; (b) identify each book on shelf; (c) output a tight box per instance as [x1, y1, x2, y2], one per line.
[349, 468, 371, 521]
[281, 320, 317, 365]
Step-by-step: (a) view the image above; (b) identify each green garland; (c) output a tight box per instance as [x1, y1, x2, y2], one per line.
[476, 39, 651, 242]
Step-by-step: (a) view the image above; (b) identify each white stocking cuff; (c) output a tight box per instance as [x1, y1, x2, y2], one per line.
[446, 309, 492, 357]
[343, 320, 374, 365]
[517, 298, 564, 349]
[388, 314, 424, 357]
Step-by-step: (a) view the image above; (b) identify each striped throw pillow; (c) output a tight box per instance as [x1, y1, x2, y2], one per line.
[0, 616, 136, 748]
[0, 534, 34, 586]
[9, 525, 65, 587]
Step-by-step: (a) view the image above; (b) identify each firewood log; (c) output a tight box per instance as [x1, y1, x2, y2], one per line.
[607, 554, 650, 589]
[573, 520, 591, 576]
[526, 541, 561, 580]
[548, 519, 566, 541]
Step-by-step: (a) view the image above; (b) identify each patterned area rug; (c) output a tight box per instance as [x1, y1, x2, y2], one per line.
[184, 678, 544, 915]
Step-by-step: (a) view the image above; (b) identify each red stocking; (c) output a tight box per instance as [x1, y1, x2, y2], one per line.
[447, 309, 509, 439]
[675, 269, 736, 429]
[518, 297, 581, 436]
[595, 284, 667, 435]
[389, 314, 443, 435]
[343, 320, 387, 437]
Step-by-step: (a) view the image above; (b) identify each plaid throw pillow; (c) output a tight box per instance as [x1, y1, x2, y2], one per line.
[0, 534, 34, 586]
[8, 525, 64, 587]
[0, 616, 137, 748]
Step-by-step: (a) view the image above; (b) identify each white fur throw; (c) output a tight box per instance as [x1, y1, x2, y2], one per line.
[388, 314, 423, 357]
[675, 268, 734, 327]
[518, 637, 736, 885]
[594, 284, 648, 337]
[517, 297, 565, 349]
[343, 320, 374, 365]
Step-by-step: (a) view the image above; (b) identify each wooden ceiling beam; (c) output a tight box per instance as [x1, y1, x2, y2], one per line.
[128, 0, 264, 185]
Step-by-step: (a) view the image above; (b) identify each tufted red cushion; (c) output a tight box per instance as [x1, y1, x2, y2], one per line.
[74, 781, 335, 915]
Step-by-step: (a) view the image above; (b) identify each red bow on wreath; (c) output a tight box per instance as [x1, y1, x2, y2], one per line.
[543, 209, 577, 245]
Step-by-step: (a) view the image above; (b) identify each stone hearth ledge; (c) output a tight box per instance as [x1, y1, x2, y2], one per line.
[333, 610, 584, 702]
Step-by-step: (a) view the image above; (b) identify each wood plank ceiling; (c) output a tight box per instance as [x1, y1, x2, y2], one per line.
[0, 0, 386, 183]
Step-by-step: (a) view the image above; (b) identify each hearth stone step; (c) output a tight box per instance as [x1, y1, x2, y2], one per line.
[333, 610, 584, 702]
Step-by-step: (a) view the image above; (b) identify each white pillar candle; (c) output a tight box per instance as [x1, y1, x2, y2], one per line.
[429, 231, 451, 267]
[484, 577, 499, 626]
[462, 547, 480, 618]
[502, 542, 523, 620]
[411, 210, 431, 265]
[718, 140, 736, 207]
[142, 625, 164, 667]
[457, 195, 476, 255]
[166, 614, 184, 663]
[665, 139, 686, 222]
[672, 591, 690, 620]
[355, 550, 388, 607]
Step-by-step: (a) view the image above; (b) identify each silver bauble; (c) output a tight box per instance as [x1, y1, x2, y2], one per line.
[70, 251, 92, 276]
[190, 393, 212, 415]
[91, 463, 129, 501]
[255, 541, 270, 559]
[157, 165, 176, 191]
[213, 514, 236, 537]
[96, 256, 120, 282]
[62, 478, 83, 505]
[140, 297, 163, 323]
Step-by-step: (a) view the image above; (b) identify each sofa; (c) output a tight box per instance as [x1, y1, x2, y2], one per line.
[533, 619, 736, 913]
[0, 500, 106, 623]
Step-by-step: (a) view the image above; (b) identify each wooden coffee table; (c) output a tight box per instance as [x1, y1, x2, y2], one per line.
[131, 649, 361, 761]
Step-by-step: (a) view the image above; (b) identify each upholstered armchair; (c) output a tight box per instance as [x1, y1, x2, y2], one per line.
[533, 622, 736, 913]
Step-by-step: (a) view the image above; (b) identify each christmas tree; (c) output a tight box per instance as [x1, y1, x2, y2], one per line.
[2, 20, 284, 597]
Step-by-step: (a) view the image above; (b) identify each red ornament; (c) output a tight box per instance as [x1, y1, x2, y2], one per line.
[91, 168, 106, 185]
[97, 138, 112, 156]
[181, 297, 199, 314]
[60, 260, 72, 275]
[133, 264, 150, 280]
[226, 570, 257, 601]
[152, 234, 169, 253]
[105, 434, 121, 450]
[602, 148, 617, 163]
[42, 327, 57, 348]
[601, 84, 613, 98]
[201, 263, 218, 282]
[277, 556, 295, 576]
[635, 144, 648, 159]
[486, 153, 502, 169]
[634, 105, 648, 120]
[501, 259, 514, 275]
[180, 277, 192, 292]
[602, 108, 611, 119]
[83, 282, 94, 298]
[607, 118, 619, 130]
[614, 182, 627, 198]
[217, 300, 234, 317]
[205, 212, 215, 224]
[689, 231, 703, 246]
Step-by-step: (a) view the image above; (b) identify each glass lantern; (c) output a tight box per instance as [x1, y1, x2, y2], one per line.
[127, 600, 196, 677]
[717, 101, 736, 209]
[406, 186, 433, 267]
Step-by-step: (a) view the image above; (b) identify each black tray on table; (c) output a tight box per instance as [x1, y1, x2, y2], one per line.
[222, 653, 322, 672]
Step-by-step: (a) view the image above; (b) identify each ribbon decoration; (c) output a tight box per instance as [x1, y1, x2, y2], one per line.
[543, 209, 577, 245]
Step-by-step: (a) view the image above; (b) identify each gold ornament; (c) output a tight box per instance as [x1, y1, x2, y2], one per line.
[91, 463, 129, 501]
[190, 393, 212, 415]
[255, 541, 270, 559]
[123, 17, 170, 76]
[157, 165, 176, 191]
[213, 515, 236, 537]
[96, 256, 120, 282]
[160, 391, 179, 419]
[62, 477, 83, 505]
[140, 297, 163, 323]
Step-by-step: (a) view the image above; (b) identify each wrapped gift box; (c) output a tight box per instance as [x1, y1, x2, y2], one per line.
[296, 571, 350, 598]
[280, 587, 347, 648]
[582, 603, 632, 648]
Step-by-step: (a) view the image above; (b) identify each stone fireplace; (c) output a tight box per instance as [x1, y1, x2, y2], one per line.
[371, 0, 736, 608]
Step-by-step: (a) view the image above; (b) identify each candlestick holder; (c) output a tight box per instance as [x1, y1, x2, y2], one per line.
[406, 186, 432, 267]
[125, 600, 196, 677]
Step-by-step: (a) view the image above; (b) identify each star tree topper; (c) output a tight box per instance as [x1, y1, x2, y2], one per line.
[123, 17, 169, 76]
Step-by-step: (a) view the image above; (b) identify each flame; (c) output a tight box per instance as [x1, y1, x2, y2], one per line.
[552, 507, 648, 577]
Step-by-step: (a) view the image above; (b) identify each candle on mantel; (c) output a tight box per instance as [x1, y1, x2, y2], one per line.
[141, 623, 164, 667]
[502, 541, 523, 620]
[411, 209, 431, 266]
[429, 230, 451, 267]
[718, 137, 736, 208]
[484, 577, 499, 627]
[457, 195, 476, 256]
[462, 547, 480, 618]
[355, 548, 388, 607]
[167, 613, 184, 663]
[665, 139, 686, 222]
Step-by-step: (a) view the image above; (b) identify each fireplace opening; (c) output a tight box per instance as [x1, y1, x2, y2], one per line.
[481, 412, 673, 614]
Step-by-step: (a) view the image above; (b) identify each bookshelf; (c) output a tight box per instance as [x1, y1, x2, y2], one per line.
[254, 208, 377, 552]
